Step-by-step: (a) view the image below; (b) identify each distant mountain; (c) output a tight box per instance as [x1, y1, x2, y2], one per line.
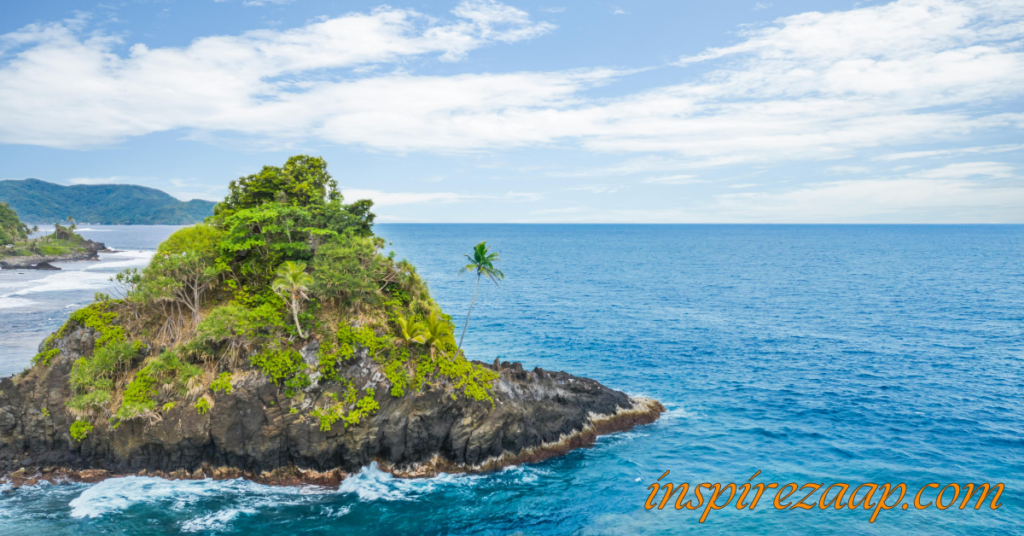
[0, 179, 217, 225]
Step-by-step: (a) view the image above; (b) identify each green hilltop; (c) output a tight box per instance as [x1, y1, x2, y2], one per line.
[0, 179, 216, 225]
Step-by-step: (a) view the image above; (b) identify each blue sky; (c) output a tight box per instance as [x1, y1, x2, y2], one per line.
[1, 0, 1022, 222]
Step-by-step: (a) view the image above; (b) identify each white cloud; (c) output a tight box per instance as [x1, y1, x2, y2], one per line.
[876, 143, 1024, 161]
[642, 175, 701, 184]
[708, 177, 1024, 222]
[0, 1, 558, 148]
[754, 3, 773, 10]
[907, 161, 1015, 179]
[504, 191, 544, 201]
[828, 165, 872, 174]
[0, 0, 1022, 170]
[341, 188, 479, 206]
[563, 184, 626, 193]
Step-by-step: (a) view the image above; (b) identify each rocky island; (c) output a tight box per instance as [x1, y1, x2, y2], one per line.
[0, 203, 107, 270]
[0, 156, 662, 488]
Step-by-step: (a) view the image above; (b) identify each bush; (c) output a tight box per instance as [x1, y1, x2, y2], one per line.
[195, 397, 211, 415]
[250, 347, 303, 382]
[211, 372, 233, 394]
[116, 369, 158, 420]
[70, 419, 94, 442]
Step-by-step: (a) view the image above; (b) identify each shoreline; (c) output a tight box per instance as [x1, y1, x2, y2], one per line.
[0, 241, 109, 270]
[0, 397, 663, 490]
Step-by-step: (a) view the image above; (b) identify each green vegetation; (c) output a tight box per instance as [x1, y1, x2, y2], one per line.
[457, 242, 505, 352]
[0, 206, 93, 258]
[210, 372, 233, 394]
[70, 419, 93, 442]
[32, 155, 501, 437]
[273, 261, 314, 338]
[0, 178, 215, 225]
[0, 202, 29, 245]
[310, 387, 379, 432]
[195, 397, 211, 415]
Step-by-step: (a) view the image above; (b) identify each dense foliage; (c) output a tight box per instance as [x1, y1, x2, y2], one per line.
[37, 155, 499, 440]
[0, 202, 29, 245]
[0, 178, 215, 224]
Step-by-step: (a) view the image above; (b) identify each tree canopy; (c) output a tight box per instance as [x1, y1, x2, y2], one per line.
[39, 155, 499, 437]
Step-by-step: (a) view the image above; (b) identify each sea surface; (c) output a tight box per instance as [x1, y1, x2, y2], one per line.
[0, 224, 1022, 535]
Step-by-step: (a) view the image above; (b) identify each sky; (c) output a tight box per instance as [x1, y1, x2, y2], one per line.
[0, 0, 1022, 223]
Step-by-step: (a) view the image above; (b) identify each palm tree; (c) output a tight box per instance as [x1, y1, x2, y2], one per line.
[457, 241, 504, 353]
[395, 312, 427, 350]
[272, 261, 314, 338]
[422, 312, 454, 358]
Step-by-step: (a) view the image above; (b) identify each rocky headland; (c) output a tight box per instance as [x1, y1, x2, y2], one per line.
[0, 239, 107, 270]
[0, 322, 661, 488]
[0, 155, 663, 490]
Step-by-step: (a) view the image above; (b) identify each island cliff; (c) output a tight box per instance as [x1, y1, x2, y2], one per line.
[1, 204, 108, 270]
[0, 156, 662, 488]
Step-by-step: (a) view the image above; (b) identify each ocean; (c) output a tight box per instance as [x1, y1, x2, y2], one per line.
[1, 224, 1021, 534]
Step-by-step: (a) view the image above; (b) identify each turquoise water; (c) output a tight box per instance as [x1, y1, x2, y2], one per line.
[1, 224, 1022, 534]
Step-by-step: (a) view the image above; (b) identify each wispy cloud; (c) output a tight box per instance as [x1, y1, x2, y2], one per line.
[0, 0, 1022, 173]
[642, 174, 701, 184]
[828, 165, 871, 174]
[563, 184, 626, 193]
[341, 189, 481, 207]
[876, 143, 1024, 161]
[907, 161, 1015, 179]
[708, 177, 1024, 223]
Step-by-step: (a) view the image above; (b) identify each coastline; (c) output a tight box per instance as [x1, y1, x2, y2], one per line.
[0, 396, 663, 490]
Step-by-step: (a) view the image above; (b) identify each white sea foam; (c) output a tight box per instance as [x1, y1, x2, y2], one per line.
[180, 508, 253, 532]
[69, 477, 224, 518]
[82, 250, 154, 271]
[338, 462, 480, 501]
[13, 271, 111, 294]
[68, 475, 329, 519]
[0, 296, 37, 309]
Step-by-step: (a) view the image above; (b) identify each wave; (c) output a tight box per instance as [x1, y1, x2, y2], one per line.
[0, 296, 38, 309]
[67, 475, 334, 521]
[180, 508, 254, 533]
[12, 271, 112, 295]
[82, 250, 154, 271]
[337, 462, 483, 502]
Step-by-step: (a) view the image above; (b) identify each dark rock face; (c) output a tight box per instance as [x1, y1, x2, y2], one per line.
[0, 326, 663, 486]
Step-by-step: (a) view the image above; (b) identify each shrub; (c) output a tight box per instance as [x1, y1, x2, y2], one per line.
[284, 372, 311, 397]
[70, 419, 93, 442]
[250, 347, 302, 382]
[115, 369, 158, 420]
[195, 397, 211, 415]
[210, 372, 233, 394]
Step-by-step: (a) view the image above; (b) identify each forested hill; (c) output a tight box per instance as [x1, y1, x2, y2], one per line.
[0, 179, 216, 225]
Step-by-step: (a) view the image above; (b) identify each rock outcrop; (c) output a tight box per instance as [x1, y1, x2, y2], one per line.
[0, 324, 663, 487]
[0, 240, 107, 270]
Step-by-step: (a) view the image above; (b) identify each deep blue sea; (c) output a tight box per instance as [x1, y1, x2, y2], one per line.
[1, 224, 1022, 535]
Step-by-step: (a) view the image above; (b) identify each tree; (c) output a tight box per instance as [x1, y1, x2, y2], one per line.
[394, 312, 427, 350]
[422, 312, 453, 358]
[272, 261, 314, 338]
[456, 242, 504, 353]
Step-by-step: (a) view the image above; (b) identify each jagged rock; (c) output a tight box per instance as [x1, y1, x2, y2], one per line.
[0, 325, 663, 487]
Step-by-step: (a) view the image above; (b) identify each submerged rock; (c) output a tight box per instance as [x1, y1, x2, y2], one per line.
[0, 325, 663, 487]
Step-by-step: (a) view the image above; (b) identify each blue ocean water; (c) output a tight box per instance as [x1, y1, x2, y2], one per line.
[1, 224, 1022, 535]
